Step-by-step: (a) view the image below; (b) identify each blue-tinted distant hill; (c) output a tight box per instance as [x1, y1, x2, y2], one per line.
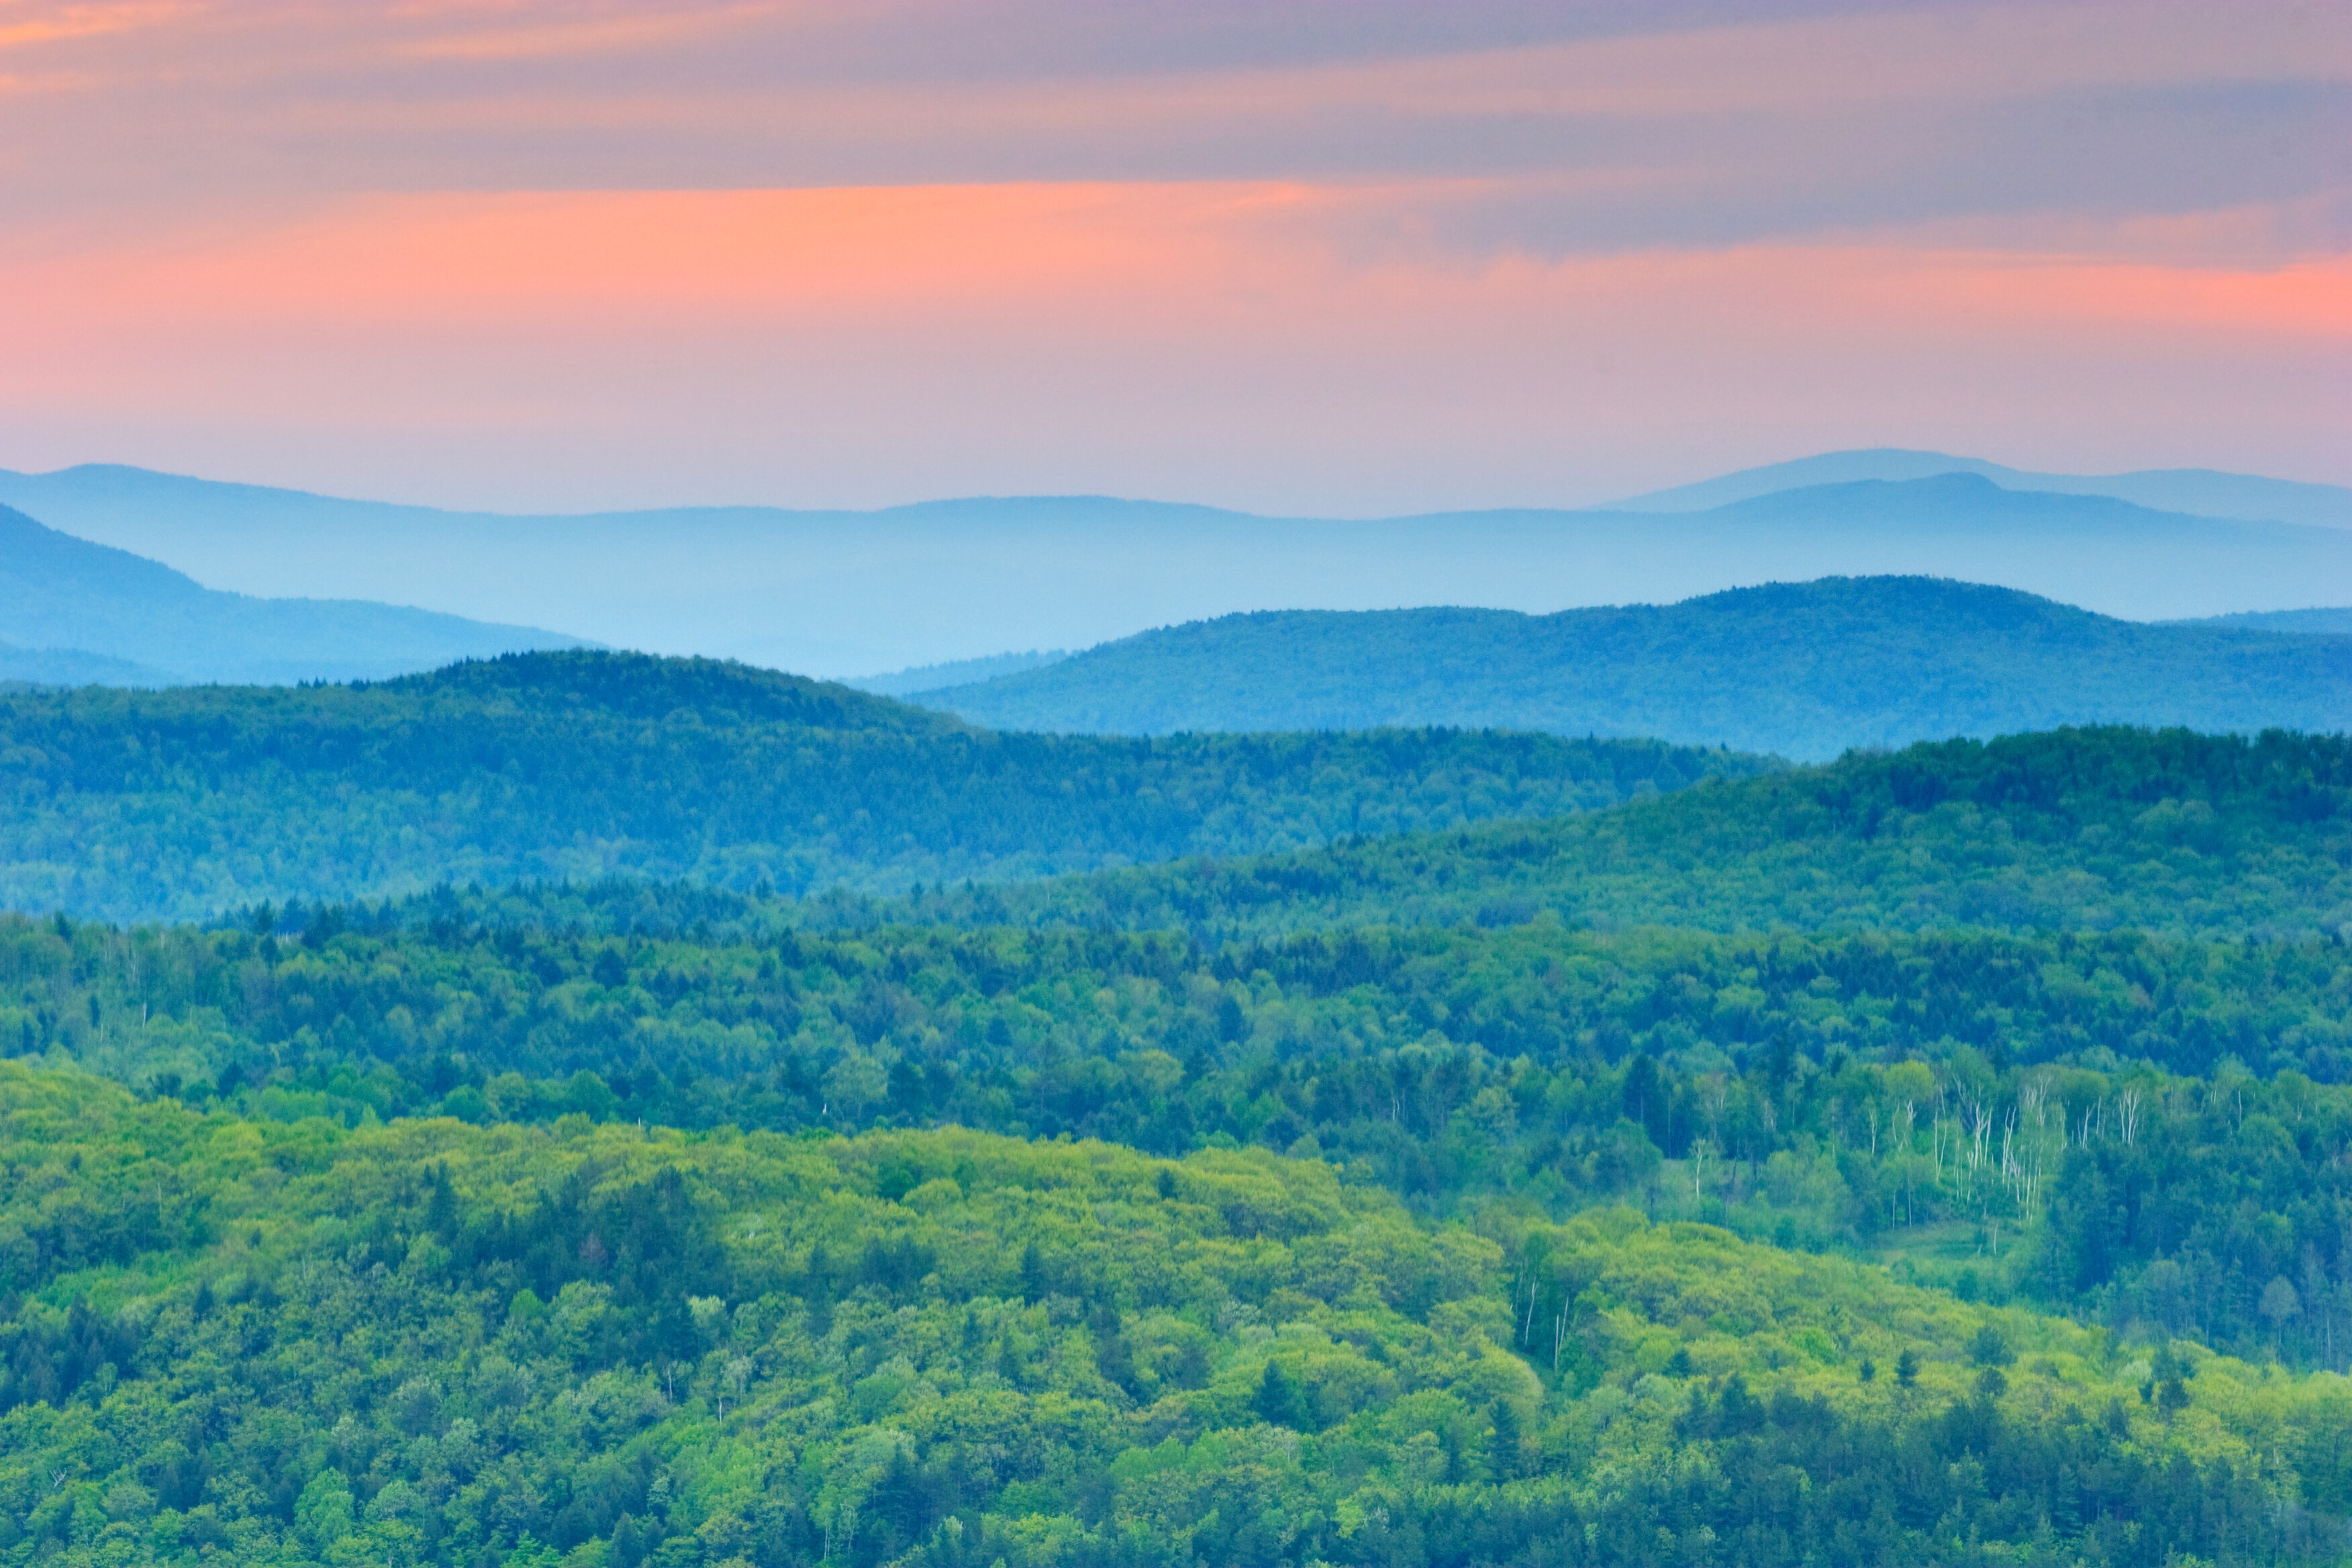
[0, 648, 1769, 922]
[0, 501, 585, 683]
[0, 639, 175, 687]
[1604, 446, 2352, 528]
[844, 648, 1069, 696]
[11, 464, 2352, 675]
[2179, 607, 2352, 636]
[913, 575, 2352, 761]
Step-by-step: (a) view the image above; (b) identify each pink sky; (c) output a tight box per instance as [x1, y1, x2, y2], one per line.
[1, 0, 2347, 512]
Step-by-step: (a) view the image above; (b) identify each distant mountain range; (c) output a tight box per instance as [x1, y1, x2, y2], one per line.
[0, 502, 584, 685]
[1602, 447, 2352, 528]
[909, 575, 2352, 761]
[7, 460, 2352, 675]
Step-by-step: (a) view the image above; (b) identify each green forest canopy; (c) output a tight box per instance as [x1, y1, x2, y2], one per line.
[911, 726, 2352, 940]
[7, 663, 2352, 1563]
[0, 651, 1765, 924]
[1, 1064, 2346, 1568]
[10, 885, 2352, 1367]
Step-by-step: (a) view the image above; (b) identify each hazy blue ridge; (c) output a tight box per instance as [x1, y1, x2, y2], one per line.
[1602, 446, 2352, 528]
[845, 648, 1071, 695]
[15, 465, 2352, 674]
[0, 501, 590, 683]
[0, 639, 177, 687]
[910, 573, 2352, 761]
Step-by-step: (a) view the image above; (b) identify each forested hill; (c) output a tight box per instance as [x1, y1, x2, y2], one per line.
[0, 650, 1767, 923]
[896, 725, 2352, 938]
[914, 577, 2352, 759]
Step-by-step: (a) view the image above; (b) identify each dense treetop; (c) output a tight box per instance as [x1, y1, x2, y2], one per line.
[0, 651, 1765, 924]
[915, 726, 2352, 940]
[0, 1064, 2344, 1568]
[11, 899, 2352, 1368]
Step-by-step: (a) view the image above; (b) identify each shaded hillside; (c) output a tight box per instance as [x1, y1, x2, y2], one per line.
[0, 638, 173, 687]
[0, 501, 584, 683]
[895, 726, 2352, 940]
[916, 576, 2352, 758]
[0, 649, 1768, 922]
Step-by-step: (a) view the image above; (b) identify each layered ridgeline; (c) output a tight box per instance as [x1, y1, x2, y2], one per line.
[911, 578, 2352, 758]
[14, 464, 2352, 677]
[16, 896, 2352, 1365]
[0, 502, 583, 685]
[899, 726, 2352, 939]
[0, 1063, 2345, 1568]
[0, 650, 1765, 923]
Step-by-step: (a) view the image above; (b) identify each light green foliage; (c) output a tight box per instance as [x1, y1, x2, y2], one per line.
[0, 1063, 2345, 1565]
[9, 906, 2351, 1364]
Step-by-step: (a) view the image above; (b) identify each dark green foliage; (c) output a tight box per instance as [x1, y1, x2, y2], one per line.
[925, 724, 2352, 938]
[918, 577, 2352, 761]
[1251, 1359, 1306, 1429]
[0, 649, 1767, 922]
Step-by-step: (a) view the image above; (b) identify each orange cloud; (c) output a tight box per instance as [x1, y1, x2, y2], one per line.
[28, 183, 2339, 332]
[0, 1, 182, 52]
[384, 3, 787, 63]
[2, 183, 2343, 509]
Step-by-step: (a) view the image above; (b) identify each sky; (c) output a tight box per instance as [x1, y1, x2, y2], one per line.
[1, 0, 2347, 515]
